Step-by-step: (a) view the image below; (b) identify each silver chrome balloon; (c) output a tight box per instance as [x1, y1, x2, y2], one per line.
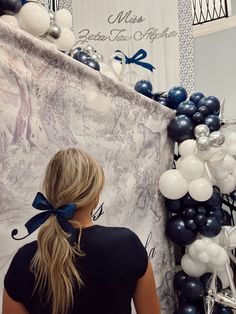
[83, 44, 95, 55]
[194, 124, 210, 138]
[209, 131, 225, 147]
[197, 136, 210, 151]
[48, 23, 61, 39]
[48, 9, 55, 23]
[90, 53, 99, 62]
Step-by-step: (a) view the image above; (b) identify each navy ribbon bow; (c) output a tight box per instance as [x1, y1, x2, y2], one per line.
[11, 192, 77, 244]
[114, 49, 155, 72]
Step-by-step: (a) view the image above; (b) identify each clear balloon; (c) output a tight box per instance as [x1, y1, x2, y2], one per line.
[188, 178, 213, 202]
[180, 155, 204, 180]
[55, 9, 72, 28]
[17, 2, 50, 36]
[159, 169, 188, 199]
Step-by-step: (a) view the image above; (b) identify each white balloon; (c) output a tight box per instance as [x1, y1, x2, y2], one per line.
[207, 243, 220, 257]
[233, 168, 236, 182]
[188, 178, 213, 202]
[180, 155, 204, 180]
[198, 251, 210, 263]
[159, 169, 188, 200]
[181, 254, 207, 277]
[179, 140, 197, 157]
[210, 249, 229, 266]
[175, 157, 184, 170]
[55, 9, 72, 28]
[194, 239, 206, 252]
[1, 15, 19, 27]
[213, 167, 228, 181]
[222, 154, 236, 174]
[18, 3, 50, 36]
[227, 143, 236, 156]
[55, 27, 75, 51]
[189, 245, 199, 261]
[216, 174, 235, 194]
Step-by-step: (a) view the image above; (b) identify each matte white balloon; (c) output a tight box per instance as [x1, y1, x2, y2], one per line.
[207, 243, 220, 257]
[233, 168, 236, 182]
[189, 178, 213, 202]
[159, 169, 188, 200]
[227, 143, 236, 156]
[180, 155, 204, 180]
[18, 3, 50, 36]
[221, 154, 236, 174]
[55, 27, 75, 51]
[179, 139, 197, 157]
[216, 175, 235, 194]
[217, 267, 233, 288]
[198, 251, 210, 263]
[55, 9, 72, 28]
[175, 157, 184, 170]
[181, 254, 207, 277]
[213, 167, 228, 181]
[1, 15, 19, 27]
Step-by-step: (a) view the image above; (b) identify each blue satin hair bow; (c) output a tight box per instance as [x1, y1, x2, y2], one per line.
[114, 49, 155, 72]
[11, 192, 77, 244]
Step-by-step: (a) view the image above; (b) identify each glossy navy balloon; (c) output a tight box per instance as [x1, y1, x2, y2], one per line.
[194, 214, 207, 226]
[176, 101, 197, 117]
[166, 215, 198, 246]
[167, 86, 188, 109]
[183, 207, 197, 219]
[0, 0, 22, 13]
[174, 271, 188, 291]
[167, 115, 194, 143]
[196, 206, 207, 215]
[190, 92, 205, 105]
[134, 80, 153, 97]
[230, 189, 236, 201]
[198, 215, 221, 237]
[73, 51, 90, 63]
[198, 96, 220, 114]
[164, 198, 182, 214]
[200, 272, 223, 292]
[192, 112, 205, 124]
[197, 106, 209, 116]
[204, 189, 221, 208]
[182, 277, 205, 301]
[204, 115, 221, 132]
[209, 207, 224, 223]
[181, 193, 199, 207]
[212, 304, 233, 314]
[84, 58, 100, 71]
[177, 304, 200, 314]
[155, 97, 170, 107]
[222, 210, 231, 226]
[185, 219, 197, 231]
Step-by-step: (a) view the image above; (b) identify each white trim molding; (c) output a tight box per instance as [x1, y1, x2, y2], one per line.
[193, 15, 236, 37]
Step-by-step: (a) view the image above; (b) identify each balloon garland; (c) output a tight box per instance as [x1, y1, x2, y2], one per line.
[148, 85, 236, 313]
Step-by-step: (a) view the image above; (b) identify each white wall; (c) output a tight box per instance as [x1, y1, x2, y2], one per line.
[194, 25, 236, 119]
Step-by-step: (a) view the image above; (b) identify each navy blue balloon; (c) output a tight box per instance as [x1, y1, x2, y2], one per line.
[156, 97, 170, 107]
[194, 214, 207, 226]
[230, 189, 236, 200]
[196, 206, 207, 215]
[167, 86, 188, 109]
[84, 58, 100, 71]
[204, 115, 221, 132]
[176, 101, 197, 117]
[134, 80, 153, 97]
[192, 112, 205, 124]
[166, 215, 198, 246]
[212, 304, 233, 314]
[198, 96, 220, 114]
[165, 198, 182, 214]
[200, 272, 223, 292]
[209, 207, 224, 223]
[167, 115, 194, 143]
[185, 219, 197, 231]
[197, 106, 209, 116]
[198, 215, 221, 237]
[174, 271, 188, 291]
[73, 51, 90, 63]
[183, 207, 197, 219]
[190, 92, 205, 105]
[178, 304, 200, 314]
[204, 189, 221, 208]
[222, 210, 231, 226]
[181, 193, 199, 207]
[182, 277, 205, 301]
[0, 0, 22, 13]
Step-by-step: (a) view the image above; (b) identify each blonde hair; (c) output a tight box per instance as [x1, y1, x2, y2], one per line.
[30, 148, 105, 314]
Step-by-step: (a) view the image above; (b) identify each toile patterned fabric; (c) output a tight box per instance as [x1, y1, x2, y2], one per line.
[0, 20, 176, 313]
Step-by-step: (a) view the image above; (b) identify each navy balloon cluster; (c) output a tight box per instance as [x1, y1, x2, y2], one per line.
[71, 47, 100, 71]
[165, 188, 227, 245]
[0, 0, 22, 14]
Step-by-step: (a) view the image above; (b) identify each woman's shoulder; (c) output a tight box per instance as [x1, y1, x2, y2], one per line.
[13, 240, 38, 262]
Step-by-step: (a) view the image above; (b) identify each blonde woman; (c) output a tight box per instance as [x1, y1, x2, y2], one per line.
[3, 148, 160, 314]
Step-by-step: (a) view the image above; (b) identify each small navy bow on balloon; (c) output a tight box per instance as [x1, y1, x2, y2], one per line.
[114, 49, 155, 72]
[11, 192, 77, 244]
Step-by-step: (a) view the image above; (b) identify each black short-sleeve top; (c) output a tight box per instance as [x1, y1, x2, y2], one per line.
[4, 225, 148, 314]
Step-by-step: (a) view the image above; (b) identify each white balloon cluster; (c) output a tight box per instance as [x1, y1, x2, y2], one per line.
[1, 2, 75, 51]
[159, 124, 236, 200]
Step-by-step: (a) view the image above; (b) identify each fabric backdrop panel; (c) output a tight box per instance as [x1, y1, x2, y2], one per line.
[72, 0, 180, 91]
[0, 20, 175, 313]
